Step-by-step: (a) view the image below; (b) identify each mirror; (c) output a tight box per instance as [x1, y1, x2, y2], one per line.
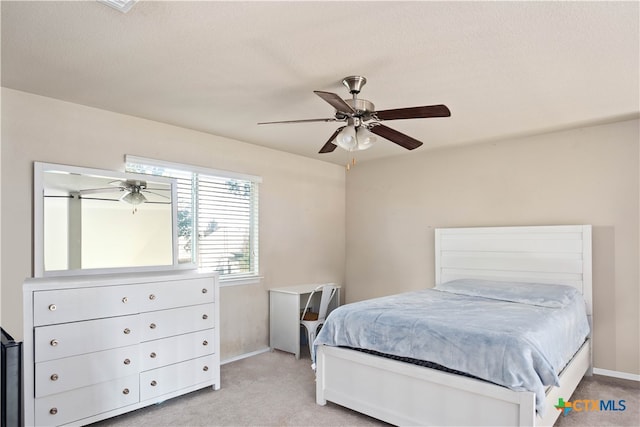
[34, 162, 185, 277]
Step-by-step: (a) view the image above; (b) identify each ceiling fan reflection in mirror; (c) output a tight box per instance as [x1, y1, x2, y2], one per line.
[78, 179, 170, 213]
[258, 76, 451, 160]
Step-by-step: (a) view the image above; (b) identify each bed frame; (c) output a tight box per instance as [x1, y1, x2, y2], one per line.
[316, 225, 592, 427]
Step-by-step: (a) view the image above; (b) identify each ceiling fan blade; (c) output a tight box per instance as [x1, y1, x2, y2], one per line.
[369, 124, 423, 150]
[258, 117, 338, 125]
[318, 127, 344, 153]
[78, 187, 124, 195]
[375, 104, 451, 121]
[143, 190, 170, 199]
[109, 179, 145, 186]
[314, 91, 355, 114]
[319, 142, 337, 154]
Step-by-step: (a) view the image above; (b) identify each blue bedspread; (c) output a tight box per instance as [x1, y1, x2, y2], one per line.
[314, 280, 590, 413]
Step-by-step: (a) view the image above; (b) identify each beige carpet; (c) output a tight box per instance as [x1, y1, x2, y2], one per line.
[92, 349, 639, 426]
[554, 374, 639, 427]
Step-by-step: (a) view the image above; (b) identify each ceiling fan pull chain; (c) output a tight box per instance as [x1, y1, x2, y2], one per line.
[345, 156, 357, 171]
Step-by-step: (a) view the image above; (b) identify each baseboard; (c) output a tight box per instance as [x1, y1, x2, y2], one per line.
[221, 347, 271, 365]
[593, 367, 640, 382]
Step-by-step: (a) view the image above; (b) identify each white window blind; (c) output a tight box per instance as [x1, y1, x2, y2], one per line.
[125, 156, 260, 281]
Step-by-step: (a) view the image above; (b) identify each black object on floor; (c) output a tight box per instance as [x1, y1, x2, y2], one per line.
[1, 328, 23, 427]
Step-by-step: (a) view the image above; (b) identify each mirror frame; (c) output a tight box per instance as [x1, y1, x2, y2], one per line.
[34, 161, 188, 277]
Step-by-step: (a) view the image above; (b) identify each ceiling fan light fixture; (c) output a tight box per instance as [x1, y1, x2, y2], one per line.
[121, 190, 147, 205]
[258, 75, 450, 154]
[356, 126, 376, 150]
[336, 125, 357, 150]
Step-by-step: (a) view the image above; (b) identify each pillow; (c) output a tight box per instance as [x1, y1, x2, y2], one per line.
[435, 279, 582, 308]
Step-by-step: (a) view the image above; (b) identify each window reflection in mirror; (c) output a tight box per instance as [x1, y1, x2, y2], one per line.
[34, 162, 180, 276]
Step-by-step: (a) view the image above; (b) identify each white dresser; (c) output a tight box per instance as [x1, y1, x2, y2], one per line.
[23, 270, 220, 426]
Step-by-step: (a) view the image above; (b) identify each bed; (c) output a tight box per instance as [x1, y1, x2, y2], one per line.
[314, 225, 592, 427]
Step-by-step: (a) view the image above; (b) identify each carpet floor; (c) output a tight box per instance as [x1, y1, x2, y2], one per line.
[92, 349, 639, 426]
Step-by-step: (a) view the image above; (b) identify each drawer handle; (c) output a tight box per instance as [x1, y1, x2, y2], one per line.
[150, 352, 157, 358]
[202, 314, 208, 320]
[50, 374, 59, 381]
[150, 380, 157, 387]
[50, 408, 58, 415]
[123, 328, 131, 335]
[203, 365, 209, 372]
[149, 294, 156, 300]
[149, 323, 156, 329]
[202, 288, 208, 294]
[48, 304, 57, 311]
[124, 358, 131, 365]
[122, 297, 128, 304]
[202, 340, 208, 346]
[123, 388, 130, 395]
[50, 339, 59, 347]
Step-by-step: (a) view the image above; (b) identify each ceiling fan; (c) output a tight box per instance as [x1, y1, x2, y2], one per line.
[78, 179, 168, 206]
[258, 76, 451, 154]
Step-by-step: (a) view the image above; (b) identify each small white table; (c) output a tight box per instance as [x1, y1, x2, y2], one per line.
[269, 284, 341, 359]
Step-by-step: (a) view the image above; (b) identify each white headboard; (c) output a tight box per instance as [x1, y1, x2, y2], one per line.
[435, 225, 592, 316]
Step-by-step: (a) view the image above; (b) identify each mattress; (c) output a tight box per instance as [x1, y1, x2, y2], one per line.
[313, 279, 590, 413]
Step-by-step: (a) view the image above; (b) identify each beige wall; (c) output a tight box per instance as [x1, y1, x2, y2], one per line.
[346, 118, 639, 375]
[0, 88, 346, 360]
[3, 87, 638, 374]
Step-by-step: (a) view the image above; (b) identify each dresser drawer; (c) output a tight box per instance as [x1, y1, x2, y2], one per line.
[140, 355, 215, 401]
[140, 329, 214, 371]
[140, 303, 214, 342]
[35, 344, 139, 398]
[33, 285, 139, 326]
[35, 315, 140, 363]
[35, 375, 139, 427]
[138, 277, 214, 312]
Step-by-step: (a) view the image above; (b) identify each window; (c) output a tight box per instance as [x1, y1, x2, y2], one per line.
[125, 155, 260, 283]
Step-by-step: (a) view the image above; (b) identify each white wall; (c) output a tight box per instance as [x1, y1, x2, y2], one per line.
[346, 118, 639, 375]
[1, 88, 346, 360]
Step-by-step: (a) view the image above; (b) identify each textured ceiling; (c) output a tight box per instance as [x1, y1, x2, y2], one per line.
[2, 1, 639, 165]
